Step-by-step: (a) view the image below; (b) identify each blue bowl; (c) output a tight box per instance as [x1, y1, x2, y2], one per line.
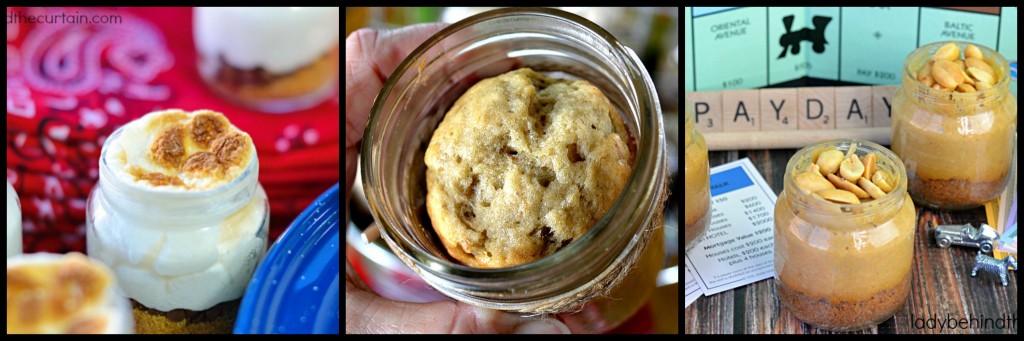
[235, 183, 340, 334]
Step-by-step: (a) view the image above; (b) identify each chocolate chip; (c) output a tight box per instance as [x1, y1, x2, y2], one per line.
[567, 143, 585, 162]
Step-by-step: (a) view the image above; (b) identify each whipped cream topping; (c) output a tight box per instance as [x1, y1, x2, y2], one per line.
[194, 7, 340, 74]
[7, 253, 133, 334]
[104, 109, 256, 192]
[87, 188, 268, 312]
[7, 181, 21, 258]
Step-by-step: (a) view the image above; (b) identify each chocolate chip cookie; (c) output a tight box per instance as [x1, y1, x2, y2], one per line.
[424, 68, 632, 268]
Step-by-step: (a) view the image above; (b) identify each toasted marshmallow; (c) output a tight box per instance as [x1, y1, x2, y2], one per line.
[194, 7, 340, 74]
[6, 253, 133, 334]
[7, 181, 21, 258]
[104, 109, 256, 191]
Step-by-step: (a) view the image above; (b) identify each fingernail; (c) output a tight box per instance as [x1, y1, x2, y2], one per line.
[513, 319, 571, 334]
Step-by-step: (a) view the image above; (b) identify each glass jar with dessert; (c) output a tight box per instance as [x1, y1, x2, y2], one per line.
[891, 41, 1017, 210]
[360, 8, 667, 333]
[194, 7, 340, 113]
[8, 181, 22, 258]
[86, 110, 270, 334]
[7, 253, 135, 334]
[684, 99, 710, 251]
[774, 140, 916, 331]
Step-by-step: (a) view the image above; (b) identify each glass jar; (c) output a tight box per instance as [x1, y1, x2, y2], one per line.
[774, 140, 916, 332]
[360, 8, 667, 334]
[86, 126, 270, 334]
[194, 7, 340, 113]
[891, 41, 1017, 210]
[7, 180, 22, 257]
[683, 99, 710, 251]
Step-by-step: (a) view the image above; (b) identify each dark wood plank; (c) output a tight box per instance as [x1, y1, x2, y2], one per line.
[686, 149, 1018, 334]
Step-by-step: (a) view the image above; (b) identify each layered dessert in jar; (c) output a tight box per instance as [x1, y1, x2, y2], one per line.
[891, 41, 1017, 210]
[194, 7, 340, 113]
[8, 181, 22, 257]
[774, 140, 915, 331]
[684, 102, 710, 250]
[87, 109, 269, 334]
[7, 253, 134, 334]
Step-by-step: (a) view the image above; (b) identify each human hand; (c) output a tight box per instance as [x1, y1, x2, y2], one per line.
[344, 23, 571, 334]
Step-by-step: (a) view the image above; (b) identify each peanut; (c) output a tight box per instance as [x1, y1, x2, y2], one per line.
[872, 170, 894, 192]
[862, 153, 876, 179]
[960, 69, 974, 85]
[967, 67, 995, 85]
[964, 44, 983, 59]
[845, 142, 858, 158]
[920, 75, 935, 87]
[917, 61, 933, 81]
[816, 150, 844, 177]
[810, 146, 836, 165]
[931, 60, 963, 88]
[932, 43, 960, 61]
[840, 153, 865, 182]
[795, 170, 836, 194]
[827, 173, 870, 199]
[956, 83, 977, 93]
[974, 81, 992, 91]
[816, 189, 861, 205]
[965, 58, 995, 77]
[931, 83, 945, 91]
[858, 177, 887, 199]
[955, 59, 966, 72]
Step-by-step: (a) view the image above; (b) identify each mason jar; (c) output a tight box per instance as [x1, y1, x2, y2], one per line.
[774, 140, 916, 331]
[683, 99, 710, 251]
[360, 8, 667, 334]
[7, 180, 22, 257]
[891, 41, 1017, 210]
[194, 7, 340, 113]
[86, 125, 270, 334]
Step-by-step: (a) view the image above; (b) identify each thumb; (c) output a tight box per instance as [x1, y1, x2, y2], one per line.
[345, 270, 569, 334]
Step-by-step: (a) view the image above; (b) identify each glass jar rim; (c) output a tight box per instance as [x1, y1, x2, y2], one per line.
[360, 7, 666, 309]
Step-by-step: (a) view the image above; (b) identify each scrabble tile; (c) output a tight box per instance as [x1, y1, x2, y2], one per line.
[722, 90, 760, 132]
[690, 91, 723, 133]
[834, 86, 873, 128]
[797, 87, 835, 130]
[759, 88, 798, 131]
[872, 86, 897, 127]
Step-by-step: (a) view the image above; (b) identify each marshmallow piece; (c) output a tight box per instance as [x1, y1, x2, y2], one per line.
[7, 253, 133, 334]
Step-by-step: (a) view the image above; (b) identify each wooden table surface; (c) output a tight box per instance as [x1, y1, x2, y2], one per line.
[684, 148, 1018, 334]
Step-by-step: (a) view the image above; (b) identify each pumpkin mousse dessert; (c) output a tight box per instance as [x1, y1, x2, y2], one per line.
[891, 41, 1017, 210]
[774, 140, 916, 331]
[87, 109, 270, 334]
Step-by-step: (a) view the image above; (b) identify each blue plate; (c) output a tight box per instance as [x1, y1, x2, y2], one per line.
[235, 183, 341, 334]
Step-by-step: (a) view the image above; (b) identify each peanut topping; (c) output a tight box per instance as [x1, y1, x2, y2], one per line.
[917, 43, 1000, 93]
